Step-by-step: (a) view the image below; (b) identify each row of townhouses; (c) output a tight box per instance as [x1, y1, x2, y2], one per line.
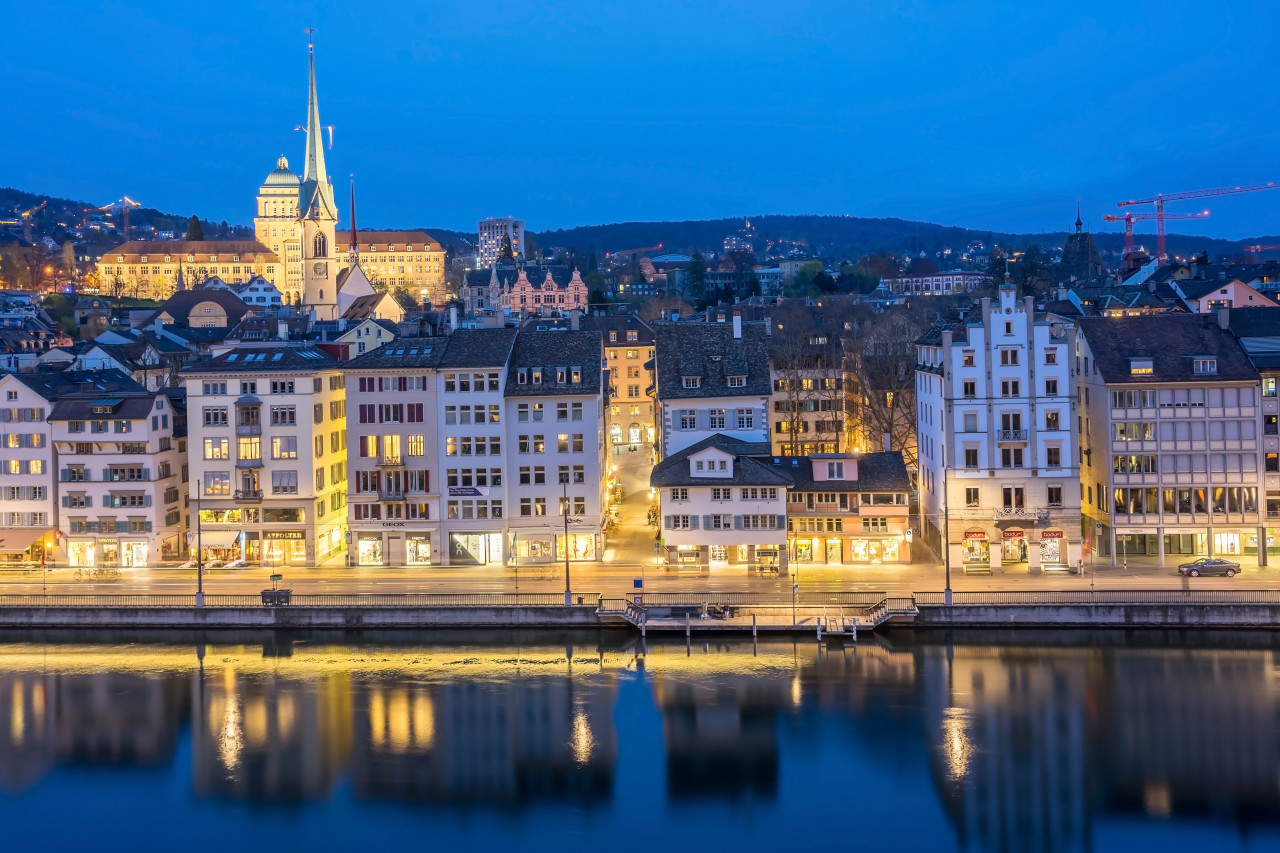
[916, 283, 1280, 571]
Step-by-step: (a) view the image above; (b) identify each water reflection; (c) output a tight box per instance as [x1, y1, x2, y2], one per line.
[0, 634, 1279, 848]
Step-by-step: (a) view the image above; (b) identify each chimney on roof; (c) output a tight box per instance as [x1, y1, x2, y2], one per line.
[570, 308, 580, 331]
[277, 321, 288, 340]
[883, 432, 891, 453]
[1217, 306, 1230, 330]
[449, 306, 458, 332]
[732, 314, 742, 339]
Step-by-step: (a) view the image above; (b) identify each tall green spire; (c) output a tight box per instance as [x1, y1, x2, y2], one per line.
[300, 41, 336, 220]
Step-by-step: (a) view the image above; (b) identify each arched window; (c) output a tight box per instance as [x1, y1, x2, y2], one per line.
[313, 233, 327, 257]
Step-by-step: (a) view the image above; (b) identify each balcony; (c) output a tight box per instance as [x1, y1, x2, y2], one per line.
[378, 488, 406, 501]
[235, 457, 263, 469]
[997, 429, 1028, 442]
[235, 423, 262, 436]
[234, 489, 263, 502]
[993, 507, 1049, 521]
[376, 455, 403, 468]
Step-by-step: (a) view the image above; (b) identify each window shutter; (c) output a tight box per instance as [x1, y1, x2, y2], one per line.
[61, 495, 69, 508]
[776, 515, 786, 529]
[663, 515, 673, 529]
[143, 468, 151, 481]
[703, 515, 713, 529]
[102, 468, 110, 481]
[60, 469, 69, 482]
[145, 495, 153, 507]
[734, 515, 743, 530]
[690, 515, 699, 530]
[85, 496, 92, 507]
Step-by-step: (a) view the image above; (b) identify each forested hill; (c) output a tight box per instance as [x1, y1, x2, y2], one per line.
[535, 214, 1261, 261]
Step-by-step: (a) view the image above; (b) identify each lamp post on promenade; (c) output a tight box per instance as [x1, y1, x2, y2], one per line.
[561, 474, 572, 606]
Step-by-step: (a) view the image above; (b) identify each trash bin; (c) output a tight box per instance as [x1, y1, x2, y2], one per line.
[260, 589, 277, 606]
[276, 589, 292, 606]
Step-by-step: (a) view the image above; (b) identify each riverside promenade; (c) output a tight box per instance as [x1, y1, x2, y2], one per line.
[2, 588, 1280, 634]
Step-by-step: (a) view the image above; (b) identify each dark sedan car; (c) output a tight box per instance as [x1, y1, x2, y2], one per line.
[1177, 558, 1240, 577]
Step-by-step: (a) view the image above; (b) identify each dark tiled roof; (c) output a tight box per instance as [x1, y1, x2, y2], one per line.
[353, 230, 444, 252]
[579, 315, 656, 344]
[504, 330, 603, 396]
[465, 265, 573, 290]
[914, 322, 967, 346]
[1222, 307, 1280, 338]
[49, 394, 157, 421]
[153, 288, 253, 327]
[773, 452, 910, 492]
[654, 321, 772, 400]
[1079, 314, 1258, 384]
[650, 435, 793, 488]
[7, 369, 140, 401]
[437, 328, 519, 368]
[182, 345, 340, 374]
[342, 337, 448, 370]
[102, 240, 279, 261]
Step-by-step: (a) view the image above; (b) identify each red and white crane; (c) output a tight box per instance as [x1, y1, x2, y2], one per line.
[1117, 181, 1280, 264]
[1102, 210, 1209, 258]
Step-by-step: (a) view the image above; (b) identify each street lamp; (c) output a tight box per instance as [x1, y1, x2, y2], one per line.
[561, 473, 572, 606]
[942, 463, 953, 606]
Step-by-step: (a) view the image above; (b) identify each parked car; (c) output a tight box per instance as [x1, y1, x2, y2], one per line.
[1177, 558, 1240, 577]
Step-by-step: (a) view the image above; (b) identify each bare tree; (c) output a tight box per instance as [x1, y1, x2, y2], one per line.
[768, 303, 847, 454]
[846, 310, 925, 472]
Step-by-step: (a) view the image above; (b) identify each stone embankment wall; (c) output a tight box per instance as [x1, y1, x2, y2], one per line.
[0, 606, 603, 630]
[913, 604, 1280, 629]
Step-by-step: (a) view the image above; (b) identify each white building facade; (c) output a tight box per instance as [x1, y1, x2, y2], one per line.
[916, 286, 1083, 572]
[183, 346, 349, 568]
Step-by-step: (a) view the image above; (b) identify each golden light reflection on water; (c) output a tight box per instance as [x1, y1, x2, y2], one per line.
[941, 707, 972, 781]
[571, 707, 594, 764]
[10, 682, 24, 744]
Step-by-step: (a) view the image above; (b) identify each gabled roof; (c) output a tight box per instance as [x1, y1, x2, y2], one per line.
[101, 240, 278, 262]
[654, 321, 772, 400]
[774, 452, 910, 493]
[151, 288, 253, 327]
[2, 369, 139, 401]
[1079, 314, 1258, 384]
[353, 230, 444, 252]
[504, 330, 603, 396]
[579, 314, 656, 344]
[49, 394, 157, 422]
[650, 435, 792, 488]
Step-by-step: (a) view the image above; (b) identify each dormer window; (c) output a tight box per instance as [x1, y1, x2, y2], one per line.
[827, 462, 844, 479]
[683, 377, 701, 389]
[532, 369, 542, 384]
[1193, 358, 1217, 375]
[140, 255, 148, 263]
[571, 367, 581, 384]
[609, 331, 618, 342]
[727, 375, 746, 388]
[1129, 358, 1153, 375]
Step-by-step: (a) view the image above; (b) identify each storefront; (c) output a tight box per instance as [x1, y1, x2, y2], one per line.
[449, 531, 502, 565]
[357, 534, 384, 566]
[1001, 529, 1028, 563]
[406, 534, 432, 565]
[962, 530, 989, 565]
[263, 531, 307, 566]
[555, 532, 599, 562]
[68, 539, 95, 567]
[0, 529, 53, 564]
[197, 529, 243, 562]
[121, 540, 148, 568]
[1040, 529, 1066, 567]
[849, 537, 901, 563]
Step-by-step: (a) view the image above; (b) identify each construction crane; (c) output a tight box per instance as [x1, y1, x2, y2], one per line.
[605, 244, 664, 260]
[1118, 181, 1280, 264]
[98, 196, 141, 238]
[3, 200, 49, 243]
[1102, 210, 1209, 258]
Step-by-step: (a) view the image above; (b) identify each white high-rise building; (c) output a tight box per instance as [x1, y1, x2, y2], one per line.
[477, 217, 526, 268]
[915, 285, 1082, 571]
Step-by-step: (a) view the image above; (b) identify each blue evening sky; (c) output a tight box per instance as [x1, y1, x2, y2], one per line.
[3, 0, 1278, 239]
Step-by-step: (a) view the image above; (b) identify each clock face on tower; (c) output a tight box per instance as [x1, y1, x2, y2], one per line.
[312, 262, 327, 275]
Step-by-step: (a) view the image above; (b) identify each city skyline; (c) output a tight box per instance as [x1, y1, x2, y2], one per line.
[3, 1, 1279, 240]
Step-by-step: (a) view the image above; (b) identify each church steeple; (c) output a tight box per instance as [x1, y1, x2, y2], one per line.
[347, 176, 359, 268]
[299, 38, 336, 220]
[1075, 202, 1083, 234]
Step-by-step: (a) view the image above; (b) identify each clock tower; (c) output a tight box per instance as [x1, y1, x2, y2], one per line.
[298, 42, 338, 321]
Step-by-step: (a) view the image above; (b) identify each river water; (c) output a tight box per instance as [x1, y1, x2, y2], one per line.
[1, 629, 1278, 851]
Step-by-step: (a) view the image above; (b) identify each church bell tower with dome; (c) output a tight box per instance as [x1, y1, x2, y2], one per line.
[254, 155, 302, 304]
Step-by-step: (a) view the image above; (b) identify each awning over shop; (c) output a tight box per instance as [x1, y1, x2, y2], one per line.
[0, 529, 51, 553]
[198, 530, 243, 549]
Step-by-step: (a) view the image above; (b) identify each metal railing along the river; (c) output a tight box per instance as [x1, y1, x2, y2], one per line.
[0, 592, 602, 608]
[912, 589, 1280, 606]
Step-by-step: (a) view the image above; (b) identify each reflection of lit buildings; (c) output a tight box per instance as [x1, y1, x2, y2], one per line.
[192, 668, 352, 800]
[653, 671, 790, 800]
[921, 646, 1089, 853]
[1097, 649, 1280, 821]
[351, 675, 617, 804]
[0, 673, 56, 793]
